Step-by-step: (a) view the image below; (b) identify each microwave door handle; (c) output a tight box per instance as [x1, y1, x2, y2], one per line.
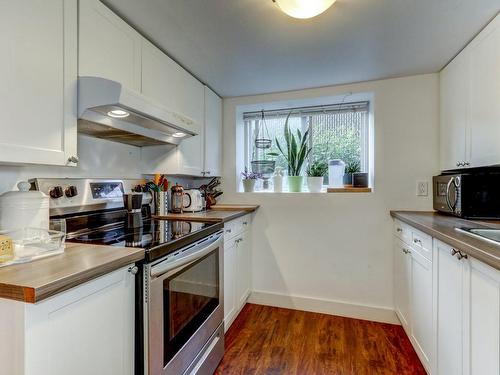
[150, 233, 222, 279]
[445, 178, 455, 211]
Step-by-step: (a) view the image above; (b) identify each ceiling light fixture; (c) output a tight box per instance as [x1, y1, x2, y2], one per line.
[273, 0, 336, 19]
[172, 132, 186, 138]
[107, 109, 130, 118]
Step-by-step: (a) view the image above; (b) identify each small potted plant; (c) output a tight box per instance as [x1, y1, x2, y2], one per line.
[306, 161, 328, 193]
[269, 113, 311, 192]
[241, 168, 261, 192]
[343, 161, 360, 186]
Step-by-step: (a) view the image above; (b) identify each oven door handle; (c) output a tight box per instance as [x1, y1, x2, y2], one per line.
[150, 232, 223, 279]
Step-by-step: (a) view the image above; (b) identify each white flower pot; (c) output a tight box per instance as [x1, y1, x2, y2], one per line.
[242, 179, 256, 192]
[307, 177, 324, 193]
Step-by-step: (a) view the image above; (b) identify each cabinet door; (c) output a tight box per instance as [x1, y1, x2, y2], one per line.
[468, 16, 500, 167]
[79, 0, 142, 91]
[25, 266, 135, 375]
[440, 51, 468, 171]
[204, 86, 222, 176]
[236, 231, 252, 309]
[436, 240, 467, 375]
[0, 0, 77, 166]
[394, 239, 411, 332]
[141, 40, 204, 133]
[468, 258, 500, 375]
[410, 248, 433, 371]
[224, 240, 237, 332]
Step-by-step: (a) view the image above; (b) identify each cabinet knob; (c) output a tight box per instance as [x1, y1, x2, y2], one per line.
[456, 251, 468, 261]
[413, 238, 422, 245]
[243, 221, 248, 226]
[128, 266, 139, 275]
[225, 228, 232, 234]
[67, 155, 79, 164]
[396, 227, 403, 233]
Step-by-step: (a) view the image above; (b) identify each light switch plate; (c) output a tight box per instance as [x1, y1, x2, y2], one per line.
[416, 181, 428, 196]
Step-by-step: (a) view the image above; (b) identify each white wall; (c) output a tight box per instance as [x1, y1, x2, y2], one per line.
[0, 135, 143, 193]
[221, 74, 440, 322]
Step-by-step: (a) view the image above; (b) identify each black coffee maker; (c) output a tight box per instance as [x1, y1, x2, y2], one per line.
[123, 193, 143, 228]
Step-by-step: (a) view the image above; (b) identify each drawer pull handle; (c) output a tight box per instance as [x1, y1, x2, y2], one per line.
[396, 228, 403, 233]
[457, 251, 468, 260]
[402, 248, 411, 255]
[226, 229, 232, 233]
[413, 238, 422, 245]
[243, 221, 248, 225]
[451, 248, 458, 256]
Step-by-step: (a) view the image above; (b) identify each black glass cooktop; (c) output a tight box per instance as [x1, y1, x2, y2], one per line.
[68, 218, 215, 250]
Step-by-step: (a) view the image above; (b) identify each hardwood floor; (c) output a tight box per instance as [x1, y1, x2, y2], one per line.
[215, 304, 426, 375]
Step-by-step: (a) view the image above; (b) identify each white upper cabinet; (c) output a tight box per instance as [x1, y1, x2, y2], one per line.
[440, 14, 500, 170]
[204, 87, 223, 177]
[79, 0, 142, 91]
[141, 39, 204, 134]
[468, 17, 500, 167]
[0, 0, 78, 166]
[440, 52, 469, 171]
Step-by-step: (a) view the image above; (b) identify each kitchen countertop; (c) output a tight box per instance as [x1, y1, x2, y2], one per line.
[391, 211, 500, 271]
[0, 243, 144, 303]
[154, 205, 259, 223]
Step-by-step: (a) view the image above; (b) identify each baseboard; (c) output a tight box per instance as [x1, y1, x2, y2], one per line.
[248, 290, 399, 325]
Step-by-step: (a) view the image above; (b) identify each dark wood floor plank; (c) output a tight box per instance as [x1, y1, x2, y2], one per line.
[215, 304, 426, 375]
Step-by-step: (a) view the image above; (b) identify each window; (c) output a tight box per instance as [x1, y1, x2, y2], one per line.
[243, 101, 370, 191]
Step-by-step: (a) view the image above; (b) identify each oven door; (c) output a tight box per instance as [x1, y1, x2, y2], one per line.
[148, 232, 223, 375]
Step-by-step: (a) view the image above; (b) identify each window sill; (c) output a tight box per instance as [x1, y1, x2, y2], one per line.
[238, 187, 372, 194]
[326, 187, 372, 193]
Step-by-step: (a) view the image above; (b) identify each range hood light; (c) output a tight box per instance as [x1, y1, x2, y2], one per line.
[172, 132, 186, 138]
[107, 109, 130, 118]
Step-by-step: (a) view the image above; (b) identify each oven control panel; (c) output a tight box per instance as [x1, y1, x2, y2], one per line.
[29, 178, 151, 216]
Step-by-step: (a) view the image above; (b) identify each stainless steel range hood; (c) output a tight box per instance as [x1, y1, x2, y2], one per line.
[77, 76, 198, 147]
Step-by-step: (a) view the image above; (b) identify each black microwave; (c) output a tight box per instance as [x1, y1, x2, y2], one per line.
[433, 172, 500, 219]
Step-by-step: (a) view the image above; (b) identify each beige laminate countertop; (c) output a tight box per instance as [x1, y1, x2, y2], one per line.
[155, 205, 259, 223]
[0, 243, 144, 303]
[391, 211, 500, 271]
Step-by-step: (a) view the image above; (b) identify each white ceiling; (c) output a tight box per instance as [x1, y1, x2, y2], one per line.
[102, 0, 499, 97]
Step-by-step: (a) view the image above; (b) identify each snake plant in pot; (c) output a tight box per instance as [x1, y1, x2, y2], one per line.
[268, 113, 311, 192]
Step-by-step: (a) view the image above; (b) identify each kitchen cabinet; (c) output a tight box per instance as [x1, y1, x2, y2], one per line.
[79, 0, 142, 91]
[142, 39, 204, 134]
[223, 238, 237, 329]
[203, 87, 223, 177]
[393, 238, 411, 332]
[141, 84, 223, 176]
[439, 52, 469, 171]
[409, 245, 433, 371]
[468, 258, 500, 375]
[0, 265, 135, 375]
[223, 215, 252, 332]
[0, 0, 78, 166]
[436, 239, 467, 375]
[439, 14, 500, 170]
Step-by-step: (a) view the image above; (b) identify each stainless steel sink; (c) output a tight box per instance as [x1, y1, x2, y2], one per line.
[455, 227, 500, 245]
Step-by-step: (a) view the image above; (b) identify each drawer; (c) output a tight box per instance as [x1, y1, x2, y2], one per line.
[224, 214, 252, 241]
[410, 228, 432, 261]
[224, 220, 237, 241]
[394, 220, 411, 244]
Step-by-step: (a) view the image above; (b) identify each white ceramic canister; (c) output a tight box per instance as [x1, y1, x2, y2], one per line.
[0, 181, 50, 231]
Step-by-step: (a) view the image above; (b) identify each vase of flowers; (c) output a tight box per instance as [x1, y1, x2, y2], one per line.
[268, 112, 311, 193]
[307, 161, 328, 193]
[241, 168, 261, 192]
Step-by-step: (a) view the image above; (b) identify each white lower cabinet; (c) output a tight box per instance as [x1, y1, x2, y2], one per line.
[394, 239, 411, 332]
[223, 215, 252, 331]
[395, 220, 500, 375]
[436, 239, 467, 375]
[410, 247, 434, 371]
[468, 258, 500, 375]
[0, 265, 135, 375]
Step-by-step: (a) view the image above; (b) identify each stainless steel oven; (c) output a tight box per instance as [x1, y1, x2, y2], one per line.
[144, 230, 224, 375]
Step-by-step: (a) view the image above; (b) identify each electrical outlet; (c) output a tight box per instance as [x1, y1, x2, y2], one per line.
[416, 181, 428, 196]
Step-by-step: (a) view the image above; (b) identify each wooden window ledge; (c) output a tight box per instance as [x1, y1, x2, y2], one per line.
[327, 187, 372, 193]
